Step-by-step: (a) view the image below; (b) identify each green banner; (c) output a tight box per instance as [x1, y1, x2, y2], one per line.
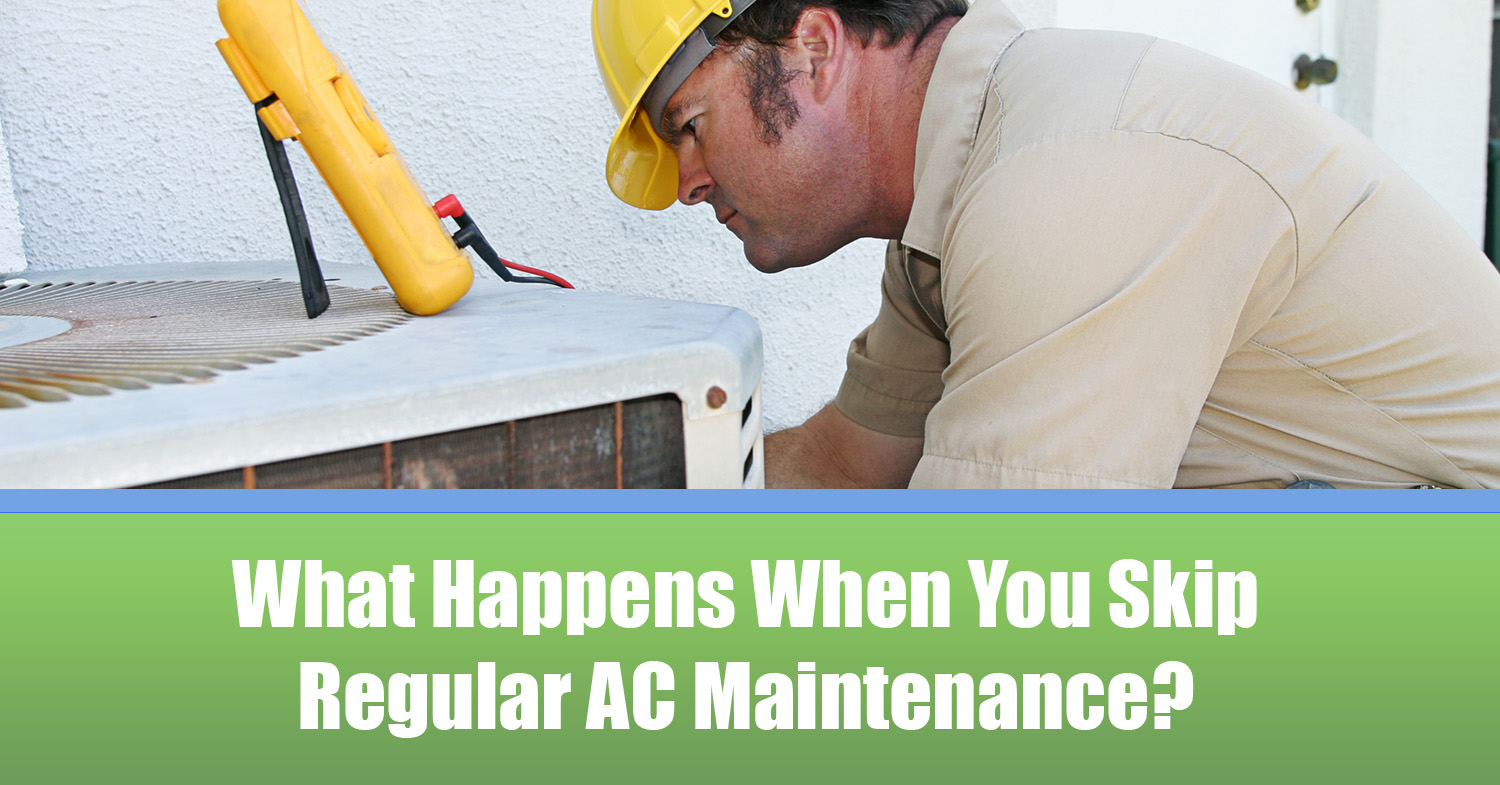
[2, 513, 1493, 782]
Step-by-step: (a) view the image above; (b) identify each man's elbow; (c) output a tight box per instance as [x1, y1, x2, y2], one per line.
[763, 405, 923, 489]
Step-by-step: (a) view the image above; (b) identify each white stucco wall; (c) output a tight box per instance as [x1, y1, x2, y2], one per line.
[0, 0, 890, 430]
[1053, 0, 1494, 245]
[0, 100, 22, 275]
[1005, 0, 1057, 28]
[1329, 0, 1493, 244]
[0, 0, 1491, 431]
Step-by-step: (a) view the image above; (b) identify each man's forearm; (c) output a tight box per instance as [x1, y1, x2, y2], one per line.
[764, 403, 925, 489]
[764, 426, 862, 488]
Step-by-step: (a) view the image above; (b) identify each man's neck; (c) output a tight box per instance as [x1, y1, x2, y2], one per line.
[858, 17, 961, 240]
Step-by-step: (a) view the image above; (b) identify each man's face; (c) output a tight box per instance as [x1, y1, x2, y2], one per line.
[661, 46, 868, 273]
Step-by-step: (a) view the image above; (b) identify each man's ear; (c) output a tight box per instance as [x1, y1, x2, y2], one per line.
[786, 6, 847, 104]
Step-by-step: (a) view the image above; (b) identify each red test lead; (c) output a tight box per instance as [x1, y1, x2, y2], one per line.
[432, 194, 574, 289]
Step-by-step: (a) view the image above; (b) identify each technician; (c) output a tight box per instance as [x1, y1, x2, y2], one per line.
[592, 0, 1500, 488]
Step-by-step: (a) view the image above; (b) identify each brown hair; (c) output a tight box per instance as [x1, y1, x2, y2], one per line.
[717, 1, 967, 142]
[719, 1, 969, 51]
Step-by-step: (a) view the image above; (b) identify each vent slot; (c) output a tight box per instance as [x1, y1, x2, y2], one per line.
[138, 394, 687, 489]
[740, 385, 764, 488]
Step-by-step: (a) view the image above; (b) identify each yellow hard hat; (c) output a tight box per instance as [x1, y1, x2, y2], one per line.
[593, 0, 758, 210]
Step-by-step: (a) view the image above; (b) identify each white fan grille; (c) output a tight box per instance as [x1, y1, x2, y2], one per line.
[0, 279, 408, 408]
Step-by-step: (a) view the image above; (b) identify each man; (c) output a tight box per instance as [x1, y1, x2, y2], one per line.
[593, 0, 1500, 488]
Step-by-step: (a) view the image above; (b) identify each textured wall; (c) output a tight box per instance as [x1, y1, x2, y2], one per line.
[0, 0, 1490, 431]
[1005, 0, 1057, 28]
[1353, 0, 1492, 244]
[0, 0, 905, 430]
[0, 96, 21, 275]
[1053, 0, 1493, 245]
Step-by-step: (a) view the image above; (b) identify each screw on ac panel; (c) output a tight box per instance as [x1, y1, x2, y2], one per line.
[1297, 0, 1320, 11]
[1294, 54, 1338, 90]
[707, 386, 728, 409]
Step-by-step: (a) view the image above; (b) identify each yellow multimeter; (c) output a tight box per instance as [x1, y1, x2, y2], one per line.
[216, 0, 473, 316]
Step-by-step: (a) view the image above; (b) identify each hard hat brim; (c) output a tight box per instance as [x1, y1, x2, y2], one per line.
[597, 1, 759, 211]
[607, 106, 679, 211]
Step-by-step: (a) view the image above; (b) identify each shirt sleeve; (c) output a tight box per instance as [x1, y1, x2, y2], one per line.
[911, 130, 1297, 488]
[834, 240, 950, 438]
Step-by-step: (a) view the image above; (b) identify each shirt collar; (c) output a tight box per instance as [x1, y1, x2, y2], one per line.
[902, 0, 1027, 259]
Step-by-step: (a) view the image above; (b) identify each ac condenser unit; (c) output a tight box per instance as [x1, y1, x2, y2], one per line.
[0, 262, 763, 489]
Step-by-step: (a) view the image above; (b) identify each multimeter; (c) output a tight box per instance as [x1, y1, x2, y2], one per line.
[216, 0, 474, 316]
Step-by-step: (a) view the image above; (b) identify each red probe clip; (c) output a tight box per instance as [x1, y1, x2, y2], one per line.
[433, 195, 574, 289]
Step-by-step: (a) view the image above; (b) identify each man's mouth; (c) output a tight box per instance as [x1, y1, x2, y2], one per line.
[716, 209, 737, 226]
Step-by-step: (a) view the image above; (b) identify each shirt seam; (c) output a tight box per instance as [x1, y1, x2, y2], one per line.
[906, 26, 1027, 261]
[842, 371, 942, 406]
[989, 85, 1007, 167]
[1111, 37, 1159, 129]
[1244, 339, 1481, 485]
[1187, 423, 1302, 481]
[992, 127, 1303, 278]
[981, 28, 1026, 156]
[900, 247, 948, 337]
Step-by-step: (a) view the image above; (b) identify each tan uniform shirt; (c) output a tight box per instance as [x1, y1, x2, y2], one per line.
[834, 0, 1500, 488]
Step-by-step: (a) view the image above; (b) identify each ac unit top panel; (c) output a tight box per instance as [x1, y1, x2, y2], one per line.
[0, 262, 762, 488]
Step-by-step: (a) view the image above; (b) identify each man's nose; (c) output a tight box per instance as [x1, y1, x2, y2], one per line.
[676, 146, 714, 206]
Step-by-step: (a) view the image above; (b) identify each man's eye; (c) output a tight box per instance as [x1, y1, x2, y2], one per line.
[682, 118, 698, 137]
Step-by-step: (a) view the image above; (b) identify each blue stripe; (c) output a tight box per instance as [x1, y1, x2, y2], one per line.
[1, 489, 1496, 514]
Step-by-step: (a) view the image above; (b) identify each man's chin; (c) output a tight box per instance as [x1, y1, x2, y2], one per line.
[740, 239, 826, 274]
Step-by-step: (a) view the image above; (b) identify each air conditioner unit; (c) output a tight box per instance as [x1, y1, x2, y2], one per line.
[0, 262, 763, 489]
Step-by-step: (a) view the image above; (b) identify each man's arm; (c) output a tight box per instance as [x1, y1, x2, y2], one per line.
[765, 403, 924, 488]
[912, 132, 1295, 488]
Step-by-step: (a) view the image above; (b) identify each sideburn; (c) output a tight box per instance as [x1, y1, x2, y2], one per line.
[739, 43, 801, 144]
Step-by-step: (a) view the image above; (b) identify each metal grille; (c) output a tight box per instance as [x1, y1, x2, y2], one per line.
[0, 279, 408, 408]
[137, 395, 688, 489]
